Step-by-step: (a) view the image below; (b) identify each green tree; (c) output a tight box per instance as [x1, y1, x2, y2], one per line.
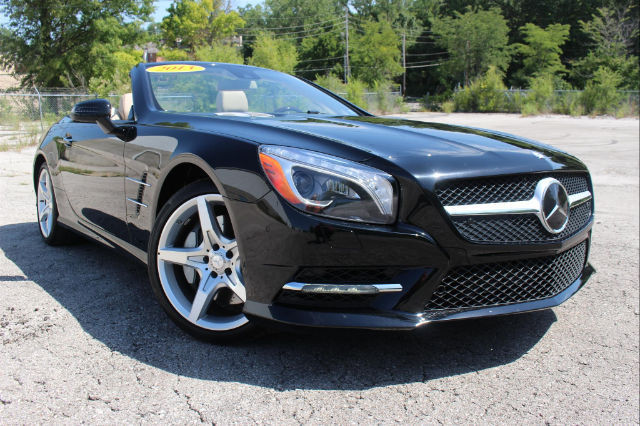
[161, 0, 245, 52]
[257, 0, 342, 32]
[515, 23, 570, 80]
[239, 0, 343, 77]
[431, 7, 511, 87]
[0, 0, 152, 88]
[350, 20, 403, 86]
[248, 33, 298, 73]
[195, 42, 243, 64]
[297, 30, 344, 79]
[571, 4, 639, 89]
[88, 49, 143, 96]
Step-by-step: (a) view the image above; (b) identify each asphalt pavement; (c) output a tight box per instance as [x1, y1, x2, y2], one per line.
[0, 113, 638, 423]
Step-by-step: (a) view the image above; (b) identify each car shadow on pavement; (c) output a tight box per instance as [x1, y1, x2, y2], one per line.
[0, 222, 557, 391]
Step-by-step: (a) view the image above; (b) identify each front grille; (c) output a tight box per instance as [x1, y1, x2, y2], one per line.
[436, 173, 590, 206]
[425, 241, 587, 312]
[293, 267, 398, 284]
[453, 200, 592, 243]
[436, 173, 592, 243]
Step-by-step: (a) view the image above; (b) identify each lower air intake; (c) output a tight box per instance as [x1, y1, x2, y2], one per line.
[425, 241, 587, 312]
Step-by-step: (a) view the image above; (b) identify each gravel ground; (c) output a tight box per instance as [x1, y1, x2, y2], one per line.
[0, 113, 638, 424]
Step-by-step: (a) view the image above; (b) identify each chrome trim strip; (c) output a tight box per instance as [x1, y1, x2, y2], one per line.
[282, 282, 305, 291]
[444, 199, 539, 216]
[126, 197, 148, 208]
[126, 177, 151, 187]
[282, 282, 403, 294]
[444, 190, 591, 217]
[568, 191, 592, 207]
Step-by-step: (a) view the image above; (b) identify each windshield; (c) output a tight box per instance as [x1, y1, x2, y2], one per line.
[145, 63, 358, 117]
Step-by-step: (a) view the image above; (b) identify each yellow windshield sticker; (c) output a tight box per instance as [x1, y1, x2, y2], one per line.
[146, 64, 205, 73]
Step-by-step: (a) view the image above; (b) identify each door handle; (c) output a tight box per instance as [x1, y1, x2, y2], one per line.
[63, 135, 74, 147]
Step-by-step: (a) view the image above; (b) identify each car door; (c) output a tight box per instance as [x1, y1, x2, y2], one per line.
[57, 121, 129, 242]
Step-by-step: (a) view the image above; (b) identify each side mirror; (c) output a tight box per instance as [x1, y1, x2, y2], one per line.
[70, 98, 112, 123]
[71, 99, 135, 142]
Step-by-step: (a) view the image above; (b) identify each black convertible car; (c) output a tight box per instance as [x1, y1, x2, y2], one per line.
[33, 62, 594, 340]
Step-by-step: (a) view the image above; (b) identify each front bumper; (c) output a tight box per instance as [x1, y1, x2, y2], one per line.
[244, 263, 594, 329]
[227, 189, 595, 330]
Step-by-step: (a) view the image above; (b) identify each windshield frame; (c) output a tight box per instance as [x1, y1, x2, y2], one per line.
[139, 62, 369, 119]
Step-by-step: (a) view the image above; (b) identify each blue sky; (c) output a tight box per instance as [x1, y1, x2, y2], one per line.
[0, 0, 257, 26]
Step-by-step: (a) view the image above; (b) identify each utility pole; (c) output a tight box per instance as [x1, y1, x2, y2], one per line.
[344, 7, 350, 83]
[402, 32, 406, 96]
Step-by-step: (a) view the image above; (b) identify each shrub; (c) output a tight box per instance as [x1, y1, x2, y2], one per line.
[158, 49, 190, 61]
[521, 74, 554, 115]
[345, 78, 368, 110]
[195, 43, 243, 64]
[314, 74, 345, 94]
[372, 81, 390, 113]
[441, 100, 455, 113]
[581, 67, 623, 115]
[452, 66, 509, 112]
[550, 90, 581, 115]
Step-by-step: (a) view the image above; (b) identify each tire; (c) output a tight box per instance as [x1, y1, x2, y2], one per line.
[148, 180, 257, 341]
[36, 163, 74, 245]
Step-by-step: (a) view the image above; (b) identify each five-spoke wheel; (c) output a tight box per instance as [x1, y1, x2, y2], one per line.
[148, 181, 254, 340]
[35, 163, 71, 245]
[37, 166, 54, 238]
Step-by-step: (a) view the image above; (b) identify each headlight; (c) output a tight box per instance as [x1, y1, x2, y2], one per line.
[259, 145, 397, 224]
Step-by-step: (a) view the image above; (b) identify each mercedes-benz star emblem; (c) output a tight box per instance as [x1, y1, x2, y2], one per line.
[535, 178, 570, 234]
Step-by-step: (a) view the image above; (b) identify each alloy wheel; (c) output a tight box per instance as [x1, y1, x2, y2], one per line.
[37, 167, 54, 238]
[156, 194, 248, 331]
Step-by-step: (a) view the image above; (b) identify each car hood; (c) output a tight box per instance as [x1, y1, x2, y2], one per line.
[153, 114, 587, 189]
[246, 116, 586, 186]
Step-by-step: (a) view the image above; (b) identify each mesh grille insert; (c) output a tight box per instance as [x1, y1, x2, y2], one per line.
[436, 173, 590, 206]
[452, 201, 592, 244]
[425, 241, 587, 311]
[436, 173, 592, 243]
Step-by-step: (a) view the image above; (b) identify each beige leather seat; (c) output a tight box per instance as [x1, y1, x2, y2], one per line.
[119, 93, 133, 120]
[216, 90, 248, 113]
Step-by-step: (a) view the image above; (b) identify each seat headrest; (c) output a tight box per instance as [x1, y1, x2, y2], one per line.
[119, 93, 133, 120]
[216, 90, 248, 113]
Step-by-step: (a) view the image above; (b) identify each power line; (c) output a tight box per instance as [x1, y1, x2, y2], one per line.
[241, 14, 341, 21]
[298, 56, 344, 63]
[404, 63, 442, 69]
[240, 21, 341, 36]
[294, 67, 336, 73]
[239, 17, 343, 31]
[406, 60, 443, 66]
[241, 29, 344, 41]
[406, 51, 447, 57]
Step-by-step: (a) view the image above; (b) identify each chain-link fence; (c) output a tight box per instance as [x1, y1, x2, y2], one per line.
[424, 88, 640, 114]
[0, 90, 119, 149]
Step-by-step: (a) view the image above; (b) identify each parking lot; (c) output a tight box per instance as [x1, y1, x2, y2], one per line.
[0, 113, 638, 423]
